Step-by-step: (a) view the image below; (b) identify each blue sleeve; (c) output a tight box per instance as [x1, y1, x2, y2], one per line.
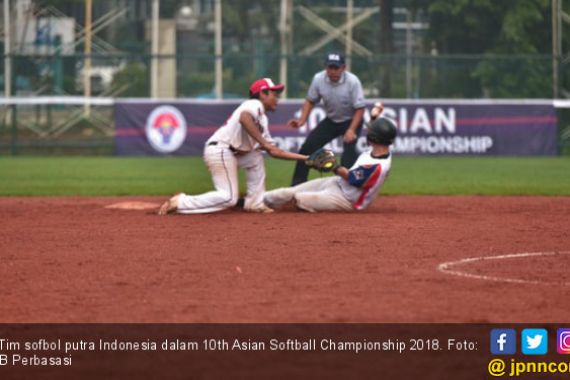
[348, 165, 380, 188]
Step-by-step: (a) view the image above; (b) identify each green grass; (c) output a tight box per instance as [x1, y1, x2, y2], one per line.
[0, 156, 569, 196]
[387, 157, 570, 195]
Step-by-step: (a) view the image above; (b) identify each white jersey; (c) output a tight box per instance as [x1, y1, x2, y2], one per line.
[337, 150, 392, 210]
[207, 99, 272, 152]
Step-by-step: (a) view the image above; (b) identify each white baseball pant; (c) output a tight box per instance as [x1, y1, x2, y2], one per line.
[176, 144, 266, 214]
[264, 177, 353, 212]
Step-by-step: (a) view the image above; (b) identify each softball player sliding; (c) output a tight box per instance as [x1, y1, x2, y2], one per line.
[264, 105, 397, 212]
[158, 78, 309, 215]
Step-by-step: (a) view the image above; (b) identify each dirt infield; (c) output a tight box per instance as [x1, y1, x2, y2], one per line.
[0, 196, 568, 323]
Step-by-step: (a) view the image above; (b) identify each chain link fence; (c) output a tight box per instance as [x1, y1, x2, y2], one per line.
[0, 0, 568, 154]
[2, 52, 566, 99]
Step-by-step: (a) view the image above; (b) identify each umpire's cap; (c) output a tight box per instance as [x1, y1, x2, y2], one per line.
[324, 52, 345, 67]
[249, 78, 285, 97]
[367, 117, 398, 145]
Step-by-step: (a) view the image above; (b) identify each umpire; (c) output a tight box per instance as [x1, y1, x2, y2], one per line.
[288, 52, 365, 186]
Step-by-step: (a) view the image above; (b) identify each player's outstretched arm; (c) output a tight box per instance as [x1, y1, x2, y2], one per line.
[266, 146, 309, 161]
[239, 112, 308, 162]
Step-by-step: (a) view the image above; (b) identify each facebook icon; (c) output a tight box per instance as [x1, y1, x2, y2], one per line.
[491, 329, 516, 354]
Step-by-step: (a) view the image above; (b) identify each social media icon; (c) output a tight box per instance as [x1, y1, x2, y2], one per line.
[558, 328, 570, 354]
[522, 329, 548, 355]
[491, 329, 516, 354]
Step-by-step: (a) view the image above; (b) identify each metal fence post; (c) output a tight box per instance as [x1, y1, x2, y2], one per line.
[10, 104, 18, 156]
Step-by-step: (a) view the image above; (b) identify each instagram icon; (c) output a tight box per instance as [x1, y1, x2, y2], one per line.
[558, 329, 570, 354]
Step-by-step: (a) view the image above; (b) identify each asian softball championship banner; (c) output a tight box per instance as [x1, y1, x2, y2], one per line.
[113, 100, 558, 156]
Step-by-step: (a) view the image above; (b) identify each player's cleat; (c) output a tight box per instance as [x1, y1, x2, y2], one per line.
[157, 194, 180, 215]
[245, 205, 275, 214]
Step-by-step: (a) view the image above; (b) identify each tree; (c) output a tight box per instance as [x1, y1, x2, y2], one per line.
[423, 0, 563, 97]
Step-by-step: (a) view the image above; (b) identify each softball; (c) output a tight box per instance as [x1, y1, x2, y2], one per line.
[370, 102, 384, 119]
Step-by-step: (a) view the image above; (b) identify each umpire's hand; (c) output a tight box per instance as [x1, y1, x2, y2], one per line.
[287, 119, 304, 129]
[343, 129, 357, 143]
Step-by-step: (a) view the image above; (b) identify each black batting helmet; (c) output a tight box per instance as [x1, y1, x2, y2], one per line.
[367, 117, 397, 145]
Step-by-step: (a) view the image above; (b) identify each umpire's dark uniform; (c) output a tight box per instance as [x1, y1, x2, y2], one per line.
[291, 55, 366, 186]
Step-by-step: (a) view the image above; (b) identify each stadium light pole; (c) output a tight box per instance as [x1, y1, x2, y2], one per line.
[4, 0, 11, 100]
[151, 0, 159, 98]
[84, 0, 92, 117]
[214, 0, 222, 99]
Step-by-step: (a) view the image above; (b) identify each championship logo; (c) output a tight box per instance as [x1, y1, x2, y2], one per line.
[145, 105, 187, 153]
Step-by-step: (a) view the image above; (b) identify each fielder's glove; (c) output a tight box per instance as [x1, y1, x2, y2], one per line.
[305, 148, 337, 172]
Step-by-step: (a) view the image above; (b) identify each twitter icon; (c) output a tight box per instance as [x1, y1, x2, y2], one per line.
[522, 329, 548, 355]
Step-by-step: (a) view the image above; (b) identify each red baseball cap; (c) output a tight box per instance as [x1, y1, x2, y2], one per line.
[249, 78, 285, 96]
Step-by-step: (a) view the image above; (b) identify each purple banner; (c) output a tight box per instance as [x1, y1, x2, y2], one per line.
[114, 100, 558, 156]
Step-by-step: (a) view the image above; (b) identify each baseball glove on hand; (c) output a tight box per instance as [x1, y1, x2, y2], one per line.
[305, 148, 337, 172]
